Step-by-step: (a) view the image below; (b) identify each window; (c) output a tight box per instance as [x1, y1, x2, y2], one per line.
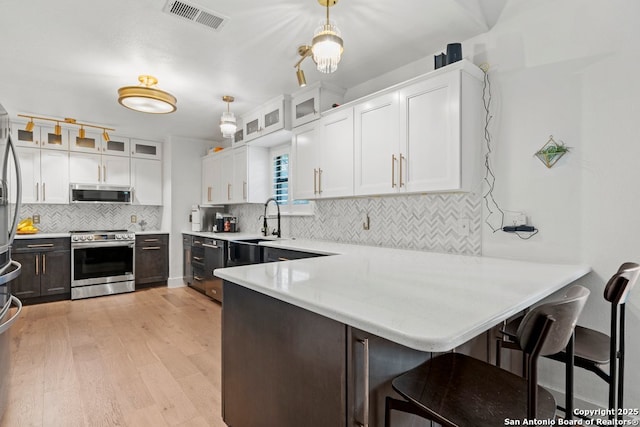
[269, 144, 314, 216]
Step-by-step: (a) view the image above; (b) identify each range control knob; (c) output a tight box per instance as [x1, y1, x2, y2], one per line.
[128, 233, 135, 240]
[87, 235, 94, 241]
[72, 236, 79, 242]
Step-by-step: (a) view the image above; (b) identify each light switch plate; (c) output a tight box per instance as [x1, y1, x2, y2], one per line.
[131, 215, 137, 223]
[32, 214, 40, 224]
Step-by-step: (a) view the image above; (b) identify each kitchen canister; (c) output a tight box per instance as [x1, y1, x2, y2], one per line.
[446, 43, 462, 64]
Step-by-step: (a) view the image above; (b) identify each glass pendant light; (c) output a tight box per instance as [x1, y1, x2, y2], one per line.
[220, 95, 237, 138]
[311, 0, 343, 73]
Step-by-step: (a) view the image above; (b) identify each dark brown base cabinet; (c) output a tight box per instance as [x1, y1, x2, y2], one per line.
[11, 238, 71, 304]
[222, 281, 432, 427]
[135, 234, 169, 288]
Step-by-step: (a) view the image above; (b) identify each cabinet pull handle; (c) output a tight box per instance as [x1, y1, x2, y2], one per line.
[277, 257, 290, 261]
[98, 165, 101, 182]
[318, 168, 323, 194]
[143, 246, 161, 250]
[243, 181, 247, 200]
[208, 187, 212, 202]
[399, 154, 405, 188]
[313, 168, 318, 194]
[227, 183, 231, 200]
[42, 182, 46, 201]
[391, 154, 397, 188]
[103, 165, 107, 182]
[144, 239, 159, 242]
[35, 254, 39, 276]
[194, 276, 203, 281]
[202, 243, 218, 249]
[27, 243, 54, 248]
[357, 338, 370, 427]
[42, 254, 46, 274]
[36, 183, 39, 201]
[193, 256, 204, 261]
[194, 240, 202, 244]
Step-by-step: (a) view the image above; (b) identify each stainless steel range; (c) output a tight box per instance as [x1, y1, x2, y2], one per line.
[70, 230, 135, 300]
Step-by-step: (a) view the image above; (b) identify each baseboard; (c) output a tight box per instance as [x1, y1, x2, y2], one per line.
[168, 277, 186, 288]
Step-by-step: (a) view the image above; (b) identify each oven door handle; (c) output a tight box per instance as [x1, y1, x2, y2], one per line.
[72, 241, 135, 249]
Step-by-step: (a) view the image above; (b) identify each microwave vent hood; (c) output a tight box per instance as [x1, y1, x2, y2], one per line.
[70, 184, 133, 204]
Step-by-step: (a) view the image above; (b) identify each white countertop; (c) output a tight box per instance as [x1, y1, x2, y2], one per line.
[135, 230, 168, 235]
[15, 232, 70, 239]
[183, 230, 277, 242]
[215, 240, 590, 352]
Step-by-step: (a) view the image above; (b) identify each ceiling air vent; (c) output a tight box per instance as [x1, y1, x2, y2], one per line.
[163, 0, 228, 31]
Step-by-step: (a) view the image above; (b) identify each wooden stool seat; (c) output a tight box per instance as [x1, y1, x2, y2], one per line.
[392, 353, 556, 427]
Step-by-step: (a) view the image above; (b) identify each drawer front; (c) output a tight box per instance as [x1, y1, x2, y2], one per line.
[205, 277, 223, 302]
[263, 247, 325, 263]
[12, 237, 70, 253]
[183, 234, 193, 246]
[192, 266, 207, 291]
[136, 234, 168, 247]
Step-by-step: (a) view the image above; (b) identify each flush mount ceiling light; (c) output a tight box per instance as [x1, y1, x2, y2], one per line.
[117, 75, 177, 114]
[293, 0, 343, 85]
[220, 95, 237, 138]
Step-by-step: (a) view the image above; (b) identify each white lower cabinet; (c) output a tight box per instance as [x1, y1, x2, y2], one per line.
[292, 107, 354, 200]
[69, 152, 130, 186]
[9, 147, 69, 204]
[131, 158, 162, 205]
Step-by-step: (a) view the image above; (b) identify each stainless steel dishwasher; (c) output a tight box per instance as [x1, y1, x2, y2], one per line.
[226, 239, 270, 267]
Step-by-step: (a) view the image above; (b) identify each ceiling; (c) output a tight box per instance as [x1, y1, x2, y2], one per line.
[0, 0, 506, 143]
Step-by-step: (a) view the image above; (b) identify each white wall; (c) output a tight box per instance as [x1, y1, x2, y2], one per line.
[469, 0, 640, 406]
[163, 135, 211, 285]
[347, 0, 640, 408]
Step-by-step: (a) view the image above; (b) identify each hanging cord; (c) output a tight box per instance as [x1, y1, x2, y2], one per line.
[481, 67, 505, 232]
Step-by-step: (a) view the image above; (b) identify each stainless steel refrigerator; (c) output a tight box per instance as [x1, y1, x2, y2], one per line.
[0, 102, 23, 421]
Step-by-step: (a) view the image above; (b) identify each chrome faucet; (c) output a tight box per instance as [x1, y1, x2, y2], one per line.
[263, 197, 281, 238]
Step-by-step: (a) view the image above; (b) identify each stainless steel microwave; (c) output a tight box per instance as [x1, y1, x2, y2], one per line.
[70, 184, 132, 204]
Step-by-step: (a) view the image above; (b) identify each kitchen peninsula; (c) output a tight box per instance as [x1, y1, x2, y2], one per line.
[214, 240, 590, 427]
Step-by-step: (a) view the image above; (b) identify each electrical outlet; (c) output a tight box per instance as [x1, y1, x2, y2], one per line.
[131, 215, 137, 223]
[362, 213, 370, 230]
[457, 218, 470, 237]
[32, 214, 40, 224]
[505, 212, 527, 226]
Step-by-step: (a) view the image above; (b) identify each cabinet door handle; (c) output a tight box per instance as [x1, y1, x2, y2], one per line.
[318, 168, 323, 194]
[202, 243, 218, 249]
[98, 165, 101, 182]
[42, 254, 46, 274]
[36, 183, 39, 201]
[391, 154, 397, 188]
[208, 187, 212, 202]
[27, 243, 54, 248]
[103, 165, 107, 182]
[142, 246, 161, 250]
[194, 276, 203, 281]
[194, 240, 202, 245]
[357, 338, 370, 427]
[144, 239, 159, 242]
[243, 181, 247, 200]
[35, 254, 39, 276]
[42, 182, 46, 201]
[399, 154, 405, 188]
[277, 257, 290, 261]
[313, 168, 318, 194]
[193, 256, 204, 261]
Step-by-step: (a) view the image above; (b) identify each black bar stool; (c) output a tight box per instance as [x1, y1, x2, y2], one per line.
[385, 285, 590, 427]
[496, 262, 640, 421]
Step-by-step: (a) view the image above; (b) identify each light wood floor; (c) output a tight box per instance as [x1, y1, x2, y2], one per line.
[1, 286, 226, 427]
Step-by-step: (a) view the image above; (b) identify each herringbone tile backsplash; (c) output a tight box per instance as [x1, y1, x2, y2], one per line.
[234, 193, 482, 255]
[17, 204, 162, 232]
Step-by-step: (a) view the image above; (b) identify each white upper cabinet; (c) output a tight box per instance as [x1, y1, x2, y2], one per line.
[11, 122, 69, 150]
[292, 107, 354, 200]
[69, 152, 130, 186]
[241, 95, 291, 146]
[291, 122, 320, 200]
[102, 135, 130, 157]
[354, 60, 483, 196]
[354, 92, 400, 196]
[131, 139, 162, 160]
[291, 82, 346, 128]
[131, 158, 162, 205]
[69, 128, 103, 153]
[202, 153, 222, 205]
[8, 147, 69, 204]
